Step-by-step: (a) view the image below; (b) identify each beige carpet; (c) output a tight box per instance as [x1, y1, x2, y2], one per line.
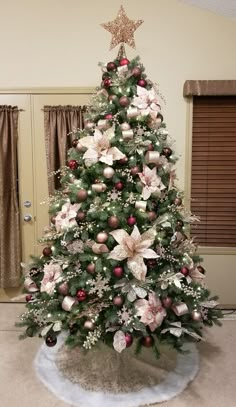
[0, 304, 236, 407]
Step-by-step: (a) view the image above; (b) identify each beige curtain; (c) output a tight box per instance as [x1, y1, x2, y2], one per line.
[44, 105, 86, 194]
[183, 80, 236, 96]
[0, 106, 21, 288]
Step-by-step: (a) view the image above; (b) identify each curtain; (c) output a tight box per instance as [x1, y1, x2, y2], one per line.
[183, 80, 236, 97]
[44, 105, 86, 194]
[0, 106, 21, 288]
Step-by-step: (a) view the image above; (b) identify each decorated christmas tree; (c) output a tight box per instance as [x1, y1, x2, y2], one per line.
[19, 6, 221, 355]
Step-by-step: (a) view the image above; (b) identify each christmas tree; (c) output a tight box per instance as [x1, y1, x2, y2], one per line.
[19, 6, 221, 355]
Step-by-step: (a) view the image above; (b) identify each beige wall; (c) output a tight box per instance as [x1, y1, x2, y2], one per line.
[0, 0, 235, 304]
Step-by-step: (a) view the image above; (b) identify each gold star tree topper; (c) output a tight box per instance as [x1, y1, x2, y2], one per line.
[101, 5, 143, 51]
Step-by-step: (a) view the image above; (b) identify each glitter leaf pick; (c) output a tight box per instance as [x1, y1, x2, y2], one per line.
[101, 5, 143, 50]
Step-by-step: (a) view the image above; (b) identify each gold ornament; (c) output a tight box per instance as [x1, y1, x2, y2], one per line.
[101, 5, 143, 50]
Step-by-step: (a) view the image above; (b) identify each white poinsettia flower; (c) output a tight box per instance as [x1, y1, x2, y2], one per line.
[79, 126, 125, 167]
[40, 262, 62, 295]
[132, 86, 161, 119]
[135, 292, 166, 332]
[108, 225, 158, 281]
[138, 165, 165, 200]
[55, 201, 81, 232]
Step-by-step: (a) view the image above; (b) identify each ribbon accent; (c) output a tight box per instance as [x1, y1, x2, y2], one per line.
[92, 243, 109, 254]
[127, 107, 139, 118]
[62, 296, 77, 311]
[92, 183, 107, 193]
[172, 302, 189, 316]
[113, 330, 126, 353]
[122, 129, 134, 140]
[145, 151, 160, 165]
[97, 119, 109, 130]
[24, 277, 39, 292]
[135, 201, 147, 211]
[161, 321, 204, 341]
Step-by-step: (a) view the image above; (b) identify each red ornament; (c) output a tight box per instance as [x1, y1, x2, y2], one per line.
[162, 147, 172, 158]
[132, 67, 142, 78]
[72, 138, 79, 148]
[147, 211, 157, 221]
[108, 215, 119, 229]
[137, 79, 147, 87]
[180, 266, 189, 276]
[107, 61, 117, 71]
[58, 282, 69, 296]
[25, 294, 33, 302]
[68, 159, 78, 170]
[118, 157, 128, 164]
[125, 333, 133, 347]
[119, 58, 130, 66]
[76, 211, 86, 222]
[142, 336, 154, 347]
[42, 247, 52, 257]
[162, 297, 173, 308]
[76, 289, 87, 302]
[86, 263, 96, 274]
[197, 265, 206, 274]
[147, 144, 154, 151]
[127, 216, 137, 226]
[105, 113, 113, 120]
[77, 189, 88, 202]
[115, 181, 124, 190]
[130, 166, 140, 175]
[103, 78, 112, 88]
[147, 259, 157, 268]
[113, 295, 124, 307]
[50, 215, 56, 225]
[45, 334, 57, 347]
[113, 266, 124, 278]
[119, 96, 130, 107]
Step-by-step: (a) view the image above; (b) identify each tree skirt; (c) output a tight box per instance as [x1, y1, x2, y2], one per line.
[34, 335, 199, 407]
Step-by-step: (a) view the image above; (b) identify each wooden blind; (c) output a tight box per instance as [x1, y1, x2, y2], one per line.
[191, 96, 236, 247]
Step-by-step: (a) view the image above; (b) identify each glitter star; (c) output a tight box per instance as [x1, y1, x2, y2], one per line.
[101, 5, 143, 50]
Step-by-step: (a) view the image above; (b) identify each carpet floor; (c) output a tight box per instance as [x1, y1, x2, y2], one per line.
[0, 304, 235, 407]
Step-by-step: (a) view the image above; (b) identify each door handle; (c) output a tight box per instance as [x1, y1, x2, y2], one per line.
[24, 214, 32, 222]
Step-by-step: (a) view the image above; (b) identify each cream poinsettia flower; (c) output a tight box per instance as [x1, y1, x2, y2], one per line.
[55, 201, 81, 233]
[40, 262, 62, 295]
[138, 165, 165, 200]
[108, 225, 158, 281]
[79, 126, 125, 167]
[132, 86, 161, 119]
[135, 292, 166, 332]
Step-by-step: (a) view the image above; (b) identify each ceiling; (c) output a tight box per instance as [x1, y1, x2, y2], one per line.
[179, 0, 236, 21]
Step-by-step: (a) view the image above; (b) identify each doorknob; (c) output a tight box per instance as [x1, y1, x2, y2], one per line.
[24, 214, 32, 222]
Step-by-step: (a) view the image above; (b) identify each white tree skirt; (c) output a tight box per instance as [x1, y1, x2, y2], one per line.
[34, 335, 199, 407]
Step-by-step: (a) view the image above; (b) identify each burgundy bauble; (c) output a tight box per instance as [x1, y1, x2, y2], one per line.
[147, 144, 154, 151]
[132, 67, 142, 78]
[176, 219, 184, 231]
[142, 336, 154, 347]
[103, 78, 112, 88]
[180, 266, 189, 276]
[25, 294, 33, 302]
[107, 61, 117, 71]
[130, 166, 140, 175]
[162, 296, 173, 308]
[119, 96, 130, 107]
[113, 266, 124, 278]
[96, 231, 108, 243]
[72, 138, 79, 148]
[147, 211, 157, 221]
[118, 157, 128, 164]
[50, 215, 56, 225]
[125, 333, 133, 347]
[45, 334, 57, 347]
[113, 295, 124, 307]
[105, 113, 113, 120]
[108, 215, 119, 229]
[86, 263, 96, 274]
[197, 265, 206, 275]
[147, 259, 157, 268]
[119, 58, 130, 66]
[174, 197, 182, 206]
[58, 282, 69, 295]
[162, 147, 172, 158]
[115, 181, 124, 190]
[137, 79, 147, 87]
[108, 94, 117, 102]
[76, 211, 86, 222]
[77, 189, 88, 202]
[42, 246, 52, 257]
[191, 310, 202, 321]
[76, 289, 87, 302]
[127, 216, 137, 226]
[68, 159, 78, 170]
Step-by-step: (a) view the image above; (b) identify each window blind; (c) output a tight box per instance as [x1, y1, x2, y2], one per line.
[191, 96, 236, 247]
